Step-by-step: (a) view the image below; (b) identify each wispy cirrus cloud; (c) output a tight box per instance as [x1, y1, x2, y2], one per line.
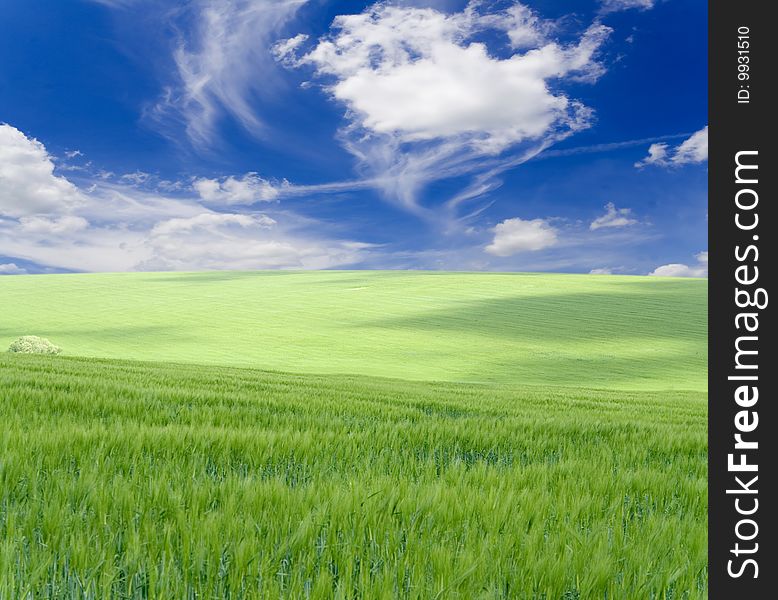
[537, 132, 693, 160]
[139, 0, 308, 148]
[599, 0, 655, 15]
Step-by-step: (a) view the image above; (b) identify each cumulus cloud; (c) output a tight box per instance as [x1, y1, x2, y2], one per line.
[150, 0, 308, 147]
[0, 124, 85, 217]
[193, 173, 283, 205]
[636, 126, 708, 168]
[0, 263, 27, 275]
[589, 202, 638, 230]
[649, 251, 708, 277]
[0, 123, 371, 273]
[485, 217, 558, 256]
[649, 263, 706, 277]
[279, 2, 611, 219]
[293, 4, 608, 151]
[589, 267, 613, 275]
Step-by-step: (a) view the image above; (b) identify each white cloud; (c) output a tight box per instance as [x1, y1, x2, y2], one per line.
[589, 267, 613, 275]
[0, 216, 149, 272]
[19, 216, 90, 234]
[296, 4, 608, 152]
[673, 126, 708, 164]
[119, 171, 152, 185]
[151, 0, 308, 147]
[636, 126, 707, 168]
[634, 142, 668, 167]
[600, 0, 655, 14]
[590, 202, 638, 230]
[272, 33, 309, 65]
[280, 2, 610, 219]
[499, 4, 554, 50]
[0, 124, 85, 217]
[485, 217, 558, 256]
[143, 212, 369, 271]
[0, 263, 27, 275]
[193, 173, 283, 205]
[0, 123, 372, 273]
[1, 199, 370, 273]
[150, 212, 275, 236]
[649, 263, 705, 277]
[649, 251, 708, 277]
[78, 184, 209, 226]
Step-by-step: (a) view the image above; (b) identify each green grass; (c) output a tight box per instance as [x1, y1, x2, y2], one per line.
[0, 271, 708, 597]
[0, 271, 706, 390]
[1, 354, 706, 599]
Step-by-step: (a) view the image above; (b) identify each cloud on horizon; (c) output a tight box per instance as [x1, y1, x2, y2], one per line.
[0, 124, 371, 273]
[649, 250, 708, 277]
[0, 262, 27, 275]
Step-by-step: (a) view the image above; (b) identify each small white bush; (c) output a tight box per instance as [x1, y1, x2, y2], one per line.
[8, 336, 61, 355]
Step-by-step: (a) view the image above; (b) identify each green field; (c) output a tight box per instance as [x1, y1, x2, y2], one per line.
[0, 271, 707, 598]
[0, 271, 706, 390]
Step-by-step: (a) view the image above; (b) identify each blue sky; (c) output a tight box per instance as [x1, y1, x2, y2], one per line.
[0, 0, 707, 275]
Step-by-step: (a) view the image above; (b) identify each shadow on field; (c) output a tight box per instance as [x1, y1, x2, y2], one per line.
[459, 348, 706, 389]
[364, 282, 705, 344]
[362, 280, 706, 388]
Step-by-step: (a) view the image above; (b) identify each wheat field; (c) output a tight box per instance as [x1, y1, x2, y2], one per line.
[0, 271, 707, 598]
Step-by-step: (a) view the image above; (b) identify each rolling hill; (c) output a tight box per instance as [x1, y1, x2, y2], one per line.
[0, 270, 707, 390]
